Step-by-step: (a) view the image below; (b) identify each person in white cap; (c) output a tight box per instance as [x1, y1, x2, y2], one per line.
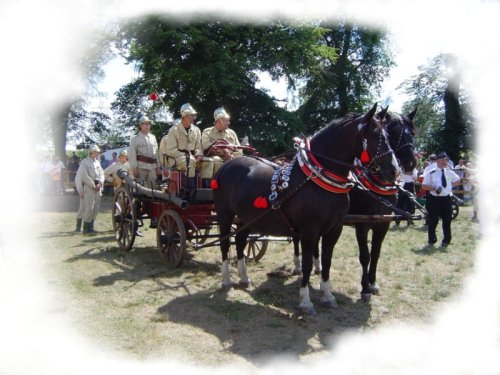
[127, 115, 161, 188]
[74, 145, 105, 234]
[160, 103, 214, 190]
[202, 107, 243, 176]
[104, 149, 132, 191]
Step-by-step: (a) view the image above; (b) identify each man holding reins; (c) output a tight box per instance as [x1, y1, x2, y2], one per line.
[202, 107, 243, 176]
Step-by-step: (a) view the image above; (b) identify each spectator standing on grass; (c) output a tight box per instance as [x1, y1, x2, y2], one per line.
[421, 152, 461, 248]
[394, 165, 418, 226]
[74, 145, 105, 234]
[50, 155, 65, 196]
[110, 151, 118, 165]
[67, 153, 80, 194]
[100, 154, 109, 169]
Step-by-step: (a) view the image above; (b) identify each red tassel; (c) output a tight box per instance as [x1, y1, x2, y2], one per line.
[253, 196, 268, 209]
[210, 179, 219, 190]
[360, 149, 370, 163]
[148, 92, 159, 101]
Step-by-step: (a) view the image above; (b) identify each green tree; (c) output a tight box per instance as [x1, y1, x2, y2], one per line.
[297, 22, 395, 133]
[34, 25, 119, 162]
[112, 17, 337, 155]
[399, 53, 475, 162]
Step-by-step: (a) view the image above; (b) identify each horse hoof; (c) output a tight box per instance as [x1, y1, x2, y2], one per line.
[361, 293, 372, 302]
[299, 304, 317, 316]
[319, 299, 338, 309]
[221, 282, 232, 290]
[369, 284, 380, 295]
[238, 280, 250, 289]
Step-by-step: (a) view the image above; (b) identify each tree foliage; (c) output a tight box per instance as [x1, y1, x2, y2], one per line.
[112, 17, 337, 154]
[297, 22, 395, 134]
[399, 53, 475, 162]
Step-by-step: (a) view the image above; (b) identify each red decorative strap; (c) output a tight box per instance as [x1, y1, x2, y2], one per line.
[297, 137, 353, 194]
[353, 169, 398, 196]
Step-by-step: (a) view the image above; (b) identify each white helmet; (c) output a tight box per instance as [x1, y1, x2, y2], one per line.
[88, 144, 101, 154]
[138, 115, 154, 126]
[119, 149, 128, 157]
[180, 103, 197, 117]
[214, 107, 230, 121]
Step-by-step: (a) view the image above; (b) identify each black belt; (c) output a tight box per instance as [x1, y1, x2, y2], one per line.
[179, 149, 195, 156]
[137, 155, 157, 164]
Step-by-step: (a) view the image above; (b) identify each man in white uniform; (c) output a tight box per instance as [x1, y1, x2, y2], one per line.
[128, 115, 161, 188]
[75, 145, 105, 234]
[202, 107, 243, 178]
[159, 103, 214, 190]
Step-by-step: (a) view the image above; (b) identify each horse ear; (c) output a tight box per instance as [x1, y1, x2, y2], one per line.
[378, 105, 389, 120]
[364, 103, 378, 124]
[407, 107, 418, 122]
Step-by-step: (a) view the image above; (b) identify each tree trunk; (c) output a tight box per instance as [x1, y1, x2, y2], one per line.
[51, 101, 72, 166]
[337, 25, 352, 116]
[441, 55, 465, 162]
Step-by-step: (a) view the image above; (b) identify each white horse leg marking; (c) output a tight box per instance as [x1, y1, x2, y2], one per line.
[237, 258, 250, 287]
[221, 259, 231, 287]
[319, 279, 338, 308]
[313, 256, 322, 274]
[292, 256, 302, 275]
[299, 286, 316, 315]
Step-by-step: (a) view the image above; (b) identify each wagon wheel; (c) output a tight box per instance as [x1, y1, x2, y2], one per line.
[157, 209, 186, 268]
[451, 200, 459, 220]
[244, 237, 269, 262]
[191, 227, 211, 245]
[112, 186, 136, 251]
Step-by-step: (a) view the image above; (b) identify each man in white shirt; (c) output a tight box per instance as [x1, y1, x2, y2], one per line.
[422, 152, 461, 247]
[75, 145, 105, 234]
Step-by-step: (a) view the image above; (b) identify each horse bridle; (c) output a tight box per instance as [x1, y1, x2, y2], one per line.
[357, 120, 395, 176]
[389, 121, 415, 153]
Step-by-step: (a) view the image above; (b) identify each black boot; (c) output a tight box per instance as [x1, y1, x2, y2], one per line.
[82, 222, 91, 234]
[88, 220, 97, 234]
[150, 218, 157, 229]
[202, 178, 211, 188]
[75, 218, 82, 232]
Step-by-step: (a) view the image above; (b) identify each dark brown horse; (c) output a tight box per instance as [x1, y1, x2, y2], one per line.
[292, 109, 418, 302]
[212, 104, 398, 315]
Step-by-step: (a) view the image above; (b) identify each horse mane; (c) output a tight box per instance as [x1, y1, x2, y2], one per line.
[385, 111, 403, 122]
[312, 113, 361, 138]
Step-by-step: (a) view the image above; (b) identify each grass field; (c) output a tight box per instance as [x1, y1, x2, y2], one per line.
[33, 193, 478, 367]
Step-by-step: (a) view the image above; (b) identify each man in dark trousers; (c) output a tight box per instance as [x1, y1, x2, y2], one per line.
[421, 152, 461, 247]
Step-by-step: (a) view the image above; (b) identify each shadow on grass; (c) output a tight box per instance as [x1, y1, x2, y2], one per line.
[411, 244, 445, 255]
[155, 268, 371, 365]
[64, 243, 221, 289]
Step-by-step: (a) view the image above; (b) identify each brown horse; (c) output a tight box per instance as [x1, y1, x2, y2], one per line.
[212, 104, 398, 315]
[292, 109, 418, 302]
